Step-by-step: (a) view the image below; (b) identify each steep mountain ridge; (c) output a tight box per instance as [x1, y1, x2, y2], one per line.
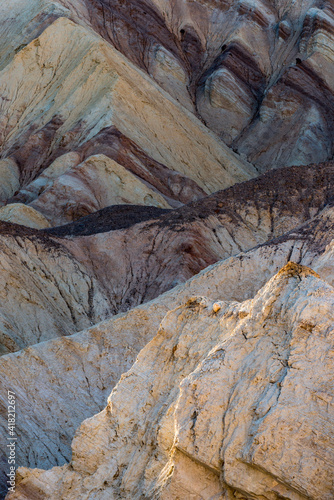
[0, 15, 254, 198]
[0, 161, 332, 357]
[56, 0, 334, 169]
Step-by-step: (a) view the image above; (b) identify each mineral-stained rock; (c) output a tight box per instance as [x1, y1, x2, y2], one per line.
[7, 263, 334, 499]
[10, 127, 208, 209]
[0, 223, 111, 356]
[15, 152, 82, 206]
[1, 0, 333, 181]
[29, 154, 172, 226]
[49, 161, 334, 308]
[0, 17, 254, 191]
[0, 2, 334, 499]
[0, 161, 333, 357]
[0, 0, 72, 71]
[53, 0, 334, 170]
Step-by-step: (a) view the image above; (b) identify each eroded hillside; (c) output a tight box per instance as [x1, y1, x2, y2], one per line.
[0, 1, 333, 499]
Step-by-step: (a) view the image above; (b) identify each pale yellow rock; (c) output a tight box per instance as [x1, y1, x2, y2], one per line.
[212, 302, 221, 313]
[198, 67, 255, 143]
[41, 152, 82, 180]
[0, 4, 333, 500]
[148, 45, 193, 111]
[0, 17, 256, 195]
[0, 0, 71, 71]
[0, 234, 111, 355]
[0, 203, 51, 229]
[8, 264, 334, 499]
[30, 154, 171, 225]
[0, 158, 20, 202]
[1, 205, 334, 479]
[300, 7, 334, 93]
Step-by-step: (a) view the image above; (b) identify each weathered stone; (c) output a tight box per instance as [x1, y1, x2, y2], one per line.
[0, 17, 254, 190]
[30, 154, 171, 226]
[0, 3, 333, 499]
[7, 264, 334, 499]
[0, 204, 50, 229]
[1, 203, 334, 494]
[0, 159, 20, 203]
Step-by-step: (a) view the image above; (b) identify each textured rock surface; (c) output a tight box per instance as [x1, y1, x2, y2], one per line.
[0, 161, 332, 357]
[0, 0, 333, 184]
[48, 161, 334, 308]
[57, 0, 334, 170]
[6, 264, 334, 499]
[1, 202, 334, 492]
[0, 160, 20, 203]
[0, 16, 254, 195]
[0, 2, 333, 499]
[0, 205, 50, 229]
[29, 154, 171, 226]
[0, 224, 111, 356]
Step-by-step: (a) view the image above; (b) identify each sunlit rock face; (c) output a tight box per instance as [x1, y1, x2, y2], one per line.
[6, 263, 334, 500]
[0, 161, 332, 356]
[55, 0, 334, 170]
[0, 1, 333, 499]
[1, 164, 334, 497]
[0, 13, 254, 204]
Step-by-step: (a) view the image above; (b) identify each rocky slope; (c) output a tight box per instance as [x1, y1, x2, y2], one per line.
[0, 14, 254, 203]
[0, 161, 332, 356]
[5, 263, 334, 499]
[1, 200, 334, 494]
[0, 1, 333, 499]
[59, 0, 334, 170]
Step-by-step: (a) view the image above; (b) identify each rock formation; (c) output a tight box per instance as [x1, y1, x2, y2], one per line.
[0, 161, 332, 357]
[1, 197, 334, 488]
[5, 263, 334, 499]
[58, 0, 334, 170]
[0, 1, 333, 499]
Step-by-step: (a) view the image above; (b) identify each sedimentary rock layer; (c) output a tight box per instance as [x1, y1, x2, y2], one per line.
[28, 154, 172, 226]
[0, 16, 254, 197]
[0, 161, 332, 357]
[57, 0, 334, 170]
[0, 2, 333, 499]
[2, 0, 333, 193]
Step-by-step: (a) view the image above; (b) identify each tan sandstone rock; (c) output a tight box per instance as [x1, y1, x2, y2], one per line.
[0, 17, 255, 190]
[63, 0, 334, 169]
[0, 3, 333, 499]
[1, 204, 334, 491]
[0, 204, 51, 229]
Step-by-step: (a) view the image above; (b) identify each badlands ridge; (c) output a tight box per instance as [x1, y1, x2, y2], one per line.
[0, 0, 333, 499]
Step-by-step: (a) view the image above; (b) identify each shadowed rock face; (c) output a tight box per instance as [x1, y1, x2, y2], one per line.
[0, 2, 333, 500]
[2, 201, 334, 491]
[9, 126, 207, 209]
[0, 0, 332, 196]
[0, 15, 254, 202]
